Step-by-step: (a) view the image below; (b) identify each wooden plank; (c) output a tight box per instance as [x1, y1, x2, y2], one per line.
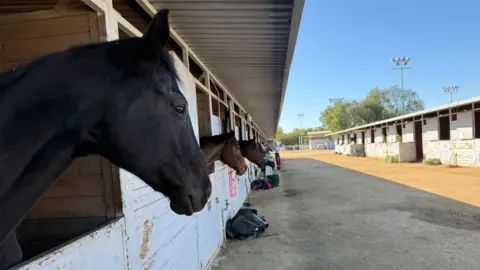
[0, 8, 90, 25]
[101, 158, 117, 219]
[110, 163, 124, 216]
[26, 196, 107, 219]
[1, 32, 91, 64]
[0, 44, 3, 72]
[115, 9, 142, 37]
[64, 156, 103, 175]
[42, 174, 105, 198]
[0, 14, 90, 42]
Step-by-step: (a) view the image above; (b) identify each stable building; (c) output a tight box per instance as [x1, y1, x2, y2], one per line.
[0, 0, 304, 269]
[330, 97, 480, 167]
[307, 130, 333, 150]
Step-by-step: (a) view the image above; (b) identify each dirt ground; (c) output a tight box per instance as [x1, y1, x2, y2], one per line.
[282, 150, 480, 207]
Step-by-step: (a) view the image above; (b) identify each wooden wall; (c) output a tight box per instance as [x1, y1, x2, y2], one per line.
[0, 8, 122, 259]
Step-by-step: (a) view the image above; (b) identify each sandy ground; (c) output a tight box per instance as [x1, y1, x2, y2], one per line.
[282, 150, 480, 207]
[212, 158, 480, 270]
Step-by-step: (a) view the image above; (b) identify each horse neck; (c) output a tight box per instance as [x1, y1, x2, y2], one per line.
[0, 73, 103, 198]
[201, 139, 227, 167]
[0, 131, 78, 247]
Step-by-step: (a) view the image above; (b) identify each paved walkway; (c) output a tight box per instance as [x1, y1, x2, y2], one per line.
[212, 158, 480, 270]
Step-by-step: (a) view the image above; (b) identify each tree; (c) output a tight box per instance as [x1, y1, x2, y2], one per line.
[319, 86, 424, 132]
[275, 127, 314, 145]
[275, 127, 285, 141]
[381, 85, 424, 115]
[356, 88, 394, 124]
[319, 100, 360, 132]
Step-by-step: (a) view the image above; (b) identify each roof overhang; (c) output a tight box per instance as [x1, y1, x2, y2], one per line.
[307, 131, 332, 136]
[148, 0, 305, 138]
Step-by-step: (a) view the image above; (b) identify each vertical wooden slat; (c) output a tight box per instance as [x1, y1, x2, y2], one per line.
[88, 12, 99, 42]
[0, 44, 3, 72]
[102, 157, 116, 220]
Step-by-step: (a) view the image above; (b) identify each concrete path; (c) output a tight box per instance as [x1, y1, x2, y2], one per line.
[212, 158, 480, 270]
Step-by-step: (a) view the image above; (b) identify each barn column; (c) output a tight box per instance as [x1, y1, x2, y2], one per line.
[228, 99, 235, 132]
[81, 0, 119, 41]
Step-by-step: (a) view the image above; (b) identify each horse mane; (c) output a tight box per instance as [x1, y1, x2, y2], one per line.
[200, 132, 234, 147]
[0, 37, 180, 97]
[0, 55, 50, 96]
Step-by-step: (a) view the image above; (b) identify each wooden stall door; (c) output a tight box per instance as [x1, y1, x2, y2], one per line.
[0, 8, 122, 260]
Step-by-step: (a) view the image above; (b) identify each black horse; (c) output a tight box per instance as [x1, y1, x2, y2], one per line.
[0, 9, 211, 269]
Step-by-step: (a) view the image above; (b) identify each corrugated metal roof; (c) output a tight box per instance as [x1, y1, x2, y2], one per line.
[148, 0, 304, 138]
[328, 96, 480, 136]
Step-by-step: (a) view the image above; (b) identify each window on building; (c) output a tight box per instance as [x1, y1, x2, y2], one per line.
[370, 129, 374, 143]
[423, 119, 427, 125]
[475, 111, 480, 139]
[382, 127, 387, 140]
[451, 114, 457, 121]
[439, 116, 450, 140]
[402, 123, 406, 129]
[396, 124, 402, 136]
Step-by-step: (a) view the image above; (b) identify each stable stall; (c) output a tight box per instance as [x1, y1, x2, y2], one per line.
[331, 97, 480, 166]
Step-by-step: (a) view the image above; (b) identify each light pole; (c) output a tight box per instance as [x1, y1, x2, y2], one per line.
[391, 57, 412, 114]
[298, 113, 304, 149]
[443, 85, 459, 103]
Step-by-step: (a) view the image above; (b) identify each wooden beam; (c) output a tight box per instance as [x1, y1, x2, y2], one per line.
[115, 10, 142, 37]
[198, 72, 206, 84]
[80, 0, 108, 13]
[205, 72, 210, 90]
[182, 49, 189, 70]
[195, 80, 227, 107]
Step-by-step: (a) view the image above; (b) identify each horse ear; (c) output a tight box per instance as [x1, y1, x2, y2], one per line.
[143, 9, 170, 55]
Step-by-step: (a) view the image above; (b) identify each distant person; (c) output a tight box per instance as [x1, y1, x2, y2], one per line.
[274, 143, 281, 169]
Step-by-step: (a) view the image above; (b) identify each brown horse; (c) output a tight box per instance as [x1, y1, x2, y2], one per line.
[239, 139, 266, 168]
[200, 131, 247, 175]
[0, 9, 210, 268]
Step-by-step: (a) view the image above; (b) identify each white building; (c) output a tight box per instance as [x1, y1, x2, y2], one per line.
[307, 131, 333, 150]
[330, 97, 480, 167]
[0, 1, 304, 269]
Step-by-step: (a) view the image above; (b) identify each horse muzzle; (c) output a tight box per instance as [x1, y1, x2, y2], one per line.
[169, 185, 211, 216]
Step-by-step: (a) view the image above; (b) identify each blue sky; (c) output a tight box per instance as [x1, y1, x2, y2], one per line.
[279, 0, 480, 132]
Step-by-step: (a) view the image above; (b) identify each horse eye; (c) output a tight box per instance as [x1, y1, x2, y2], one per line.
[174, 105, 186, 115]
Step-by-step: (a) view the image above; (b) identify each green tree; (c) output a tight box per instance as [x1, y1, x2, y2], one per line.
[275, 127, 285, 141]
[356, 88, 394, 124]
[319, 100, 360, 131]
[381, 85, 424, 115]
[319, 86, 425, 132]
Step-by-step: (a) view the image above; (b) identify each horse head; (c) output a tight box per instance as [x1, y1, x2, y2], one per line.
[239, 139, 265, 168]
[94, 9, 211, 215]
[200, 131, 247, 175]
[220, 131, 247, 175]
